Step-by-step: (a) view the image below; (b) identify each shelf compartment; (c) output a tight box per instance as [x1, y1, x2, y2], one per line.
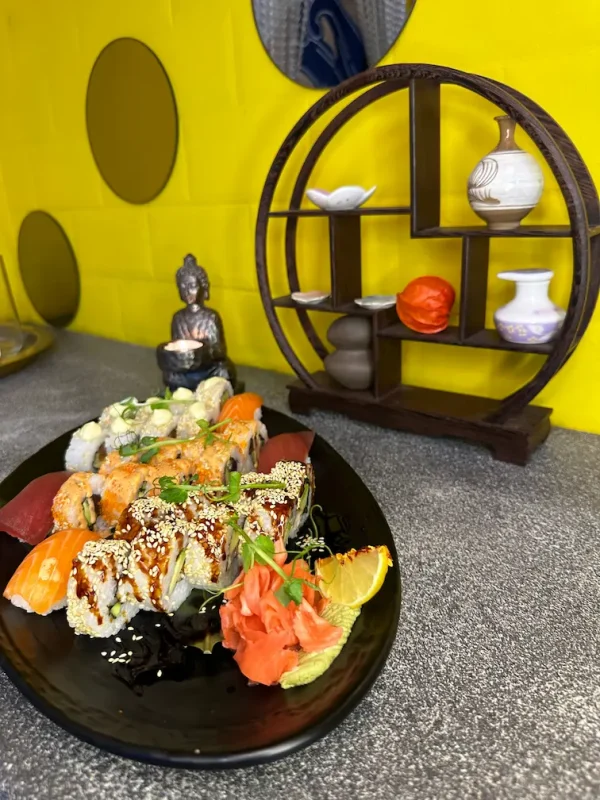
[272, 294, 375, 316]
[268, 206, 411, 218]
[288, 371, 551, 465]
[413, 225, 573, 238]
[378, 322, 553, 354]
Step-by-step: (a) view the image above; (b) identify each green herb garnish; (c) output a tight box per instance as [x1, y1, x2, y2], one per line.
[118, 419, 232, 463]
[158, 471, 285, 506]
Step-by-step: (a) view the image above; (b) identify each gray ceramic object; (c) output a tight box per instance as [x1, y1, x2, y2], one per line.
[324, 316, 374, 391]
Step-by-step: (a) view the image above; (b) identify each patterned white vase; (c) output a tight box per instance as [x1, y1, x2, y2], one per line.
[468, 116, 544, 231]
[494, 269, 565, 345]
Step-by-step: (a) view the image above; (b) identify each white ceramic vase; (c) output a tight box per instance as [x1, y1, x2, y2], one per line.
[494, 269, 566, 345]
[468, 116, 544, 230]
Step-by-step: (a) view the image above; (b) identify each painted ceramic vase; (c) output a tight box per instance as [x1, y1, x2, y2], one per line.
[468, 116, 544, 230]
[324, 316, 373, 391]
[494, 269, 566, 345]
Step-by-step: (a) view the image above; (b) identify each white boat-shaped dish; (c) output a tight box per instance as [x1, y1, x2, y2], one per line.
[354, 295, 397, 310]
[291, 291, 331, 305]
[305, 186, 377, 212]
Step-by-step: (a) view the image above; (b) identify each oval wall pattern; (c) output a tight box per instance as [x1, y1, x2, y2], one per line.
[86, 38, 178, 204]
[18, 211, 80, 327]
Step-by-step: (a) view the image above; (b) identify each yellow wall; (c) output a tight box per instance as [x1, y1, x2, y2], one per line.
[0, 0, 599, 431]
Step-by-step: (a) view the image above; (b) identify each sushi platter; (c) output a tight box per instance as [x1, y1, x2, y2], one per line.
[0, 377, 400, 768]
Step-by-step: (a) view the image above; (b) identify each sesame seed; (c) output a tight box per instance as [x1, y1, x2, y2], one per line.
[110, 650, 116, 656]
[101, 651, 107, 657]
[115, 637, 122, 643]
[157, 669, 163, 677]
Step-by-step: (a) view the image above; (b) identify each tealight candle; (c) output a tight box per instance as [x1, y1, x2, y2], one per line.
[164, 339, 203, 353]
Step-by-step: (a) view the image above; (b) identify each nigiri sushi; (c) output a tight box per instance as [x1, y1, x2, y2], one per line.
[218, 392, 263, 423]
[0, 471, 72, 545]
[3, 528, 102, 615]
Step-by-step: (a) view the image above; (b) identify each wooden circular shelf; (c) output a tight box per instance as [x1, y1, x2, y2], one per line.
[255, 64, 600, 464]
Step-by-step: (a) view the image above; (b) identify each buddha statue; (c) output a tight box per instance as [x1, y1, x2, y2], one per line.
[158, 254, 238, 390]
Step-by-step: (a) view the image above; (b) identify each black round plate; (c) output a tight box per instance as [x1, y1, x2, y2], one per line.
[0, 408, 401, 769]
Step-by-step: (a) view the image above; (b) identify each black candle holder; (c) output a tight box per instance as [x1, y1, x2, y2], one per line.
[156, 340, 241, 392]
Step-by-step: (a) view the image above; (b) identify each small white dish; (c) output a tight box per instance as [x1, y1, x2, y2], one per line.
[291, 290, 330, 305]
[305, 185, 377, 212]
[354, 294, 397, 310]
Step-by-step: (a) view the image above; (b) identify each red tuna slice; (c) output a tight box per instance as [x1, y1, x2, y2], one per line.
[0, 471, 72, 545]
[257, 431, 315, 474]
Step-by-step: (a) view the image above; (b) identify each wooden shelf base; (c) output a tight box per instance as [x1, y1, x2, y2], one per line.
[288, 373, 551, 465]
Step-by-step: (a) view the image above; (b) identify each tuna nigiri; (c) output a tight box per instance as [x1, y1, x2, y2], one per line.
[3, 528, 101, 615]
[0, 471, 72, 545]
[218, 392, 263, 423]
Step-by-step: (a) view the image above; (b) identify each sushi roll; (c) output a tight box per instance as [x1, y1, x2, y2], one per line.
[240, 462, 315, 547]
[170, 387, 195, 416]
[114, 496, 189, 541]
[65, 421, 106, 473]
[118, 515, 192, 613]
[137, 407, 177, 439]
[183, 505, 240, 591]
[195, 438, 245, 485]
[52, 472, 105, 532]
[99, 463, 157, 529]
[270, 460, 315, 535]
[176, 399, 211, 439]
[179, 438, 208, 469]
[150, 457, 196, 489]
[220, 419, 268, 472]
[67, 539, 137, 637]
[195, 377, 233, 423]
[104, 414, 138, 453]
[3, 528, 101, 615]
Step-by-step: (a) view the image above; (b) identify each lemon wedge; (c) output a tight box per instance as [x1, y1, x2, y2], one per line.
[315, 545, 393, 608]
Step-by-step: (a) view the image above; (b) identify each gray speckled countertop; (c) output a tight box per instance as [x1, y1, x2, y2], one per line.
[1, 331, 600, 800]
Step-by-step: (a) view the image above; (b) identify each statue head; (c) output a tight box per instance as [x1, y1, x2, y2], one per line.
[176, 254, 210, 306]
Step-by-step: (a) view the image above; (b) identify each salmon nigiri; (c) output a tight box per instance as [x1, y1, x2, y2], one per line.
[4, 528, 101, 615]
[218, 392, 263, 423]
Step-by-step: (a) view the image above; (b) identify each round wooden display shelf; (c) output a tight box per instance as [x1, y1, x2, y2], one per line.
[255, 64, 600, 464]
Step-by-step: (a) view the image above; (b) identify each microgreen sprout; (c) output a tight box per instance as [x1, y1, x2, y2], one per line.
[118, 419, 232, 463]
[157, 471, 286, 505]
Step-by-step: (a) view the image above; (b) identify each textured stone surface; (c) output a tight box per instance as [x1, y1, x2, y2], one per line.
[1, 331, 600, 800]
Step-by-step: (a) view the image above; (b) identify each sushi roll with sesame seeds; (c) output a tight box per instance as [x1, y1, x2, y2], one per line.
[219, 419, 268, 472]
[99, 463, 157, 530]
[270, 461, 315, 536]
[183, 505, 240, 591]
[52, 472, 105, 533]
[239, 462, 315, 548]
[195, 377, 233, 423]
[114, 496, 191, 541]
[67, 539, 137, 637]
[118, 515, 192, 613]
